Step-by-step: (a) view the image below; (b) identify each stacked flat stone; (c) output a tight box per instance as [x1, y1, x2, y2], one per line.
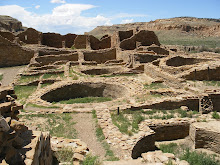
[0, 86, 52, 165]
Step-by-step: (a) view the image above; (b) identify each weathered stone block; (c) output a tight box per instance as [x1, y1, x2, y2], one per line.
[190, 121, 220, 154]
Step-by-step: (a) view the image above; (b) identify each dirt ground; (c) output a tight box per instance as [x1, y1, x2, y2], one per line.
[0, 65, 26, 86]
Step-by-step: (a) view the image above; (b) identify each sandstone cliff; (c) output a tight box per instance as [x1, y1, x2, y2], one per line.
[88, 17, 220, 38]
[0, 15, 25, 32]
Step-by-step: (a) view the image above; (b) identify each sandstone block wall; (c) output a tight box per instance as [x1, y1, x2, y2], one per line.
[89, 35, 111, 50]
[35, 53, 78, 66]
[182, 66, 220, 81]
[42, 33, 63, 48]
[190, 121, 220, 154]
[63, 33, 77, 48]
[209, 93, 220, 112]
[146, 45, 169, 55]
[120, 30, 160, 50]
[118, 30, 134, 41]
[84, 48, 116, 64]
[0, 35, 34, 67]
[0, 31, 15, 42]
[17, 28, 42, 44]
[74, 35, 88, 49]
[149, 121, 190, 141]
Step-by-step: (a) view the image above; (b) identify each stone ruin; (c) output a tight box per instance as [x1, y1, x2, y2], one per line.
[0, 86, 52, 164]
[0, 25, 220, 164]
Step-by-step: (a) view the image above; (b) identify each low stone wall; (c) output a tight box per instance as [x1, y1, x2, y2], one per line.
[147, 120, 190, 141]
[35, 53, 78, 66]
[190, 121, 220, 154]
[180, 63, 220, 81]
[0, 35, 34, 67]
[84, 48, 116, 64]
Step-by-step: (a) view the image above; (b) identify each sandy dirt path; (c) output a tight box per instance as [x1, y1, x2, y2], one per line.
[0, 65, 26, 86]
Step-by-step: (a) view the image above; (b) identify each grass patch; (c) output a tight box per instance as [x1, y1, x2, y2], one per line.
[53, 148, 74, 164]
[203, 81, 220, 87]
[56, 97, 112, 104]
[14, 85, 37, 104]
[92, 110, 119, 161]
[0, 74, 3, 81]
[111, 110, 145, 135]
[155, 30, 220, 49]
[212, 111, 220, 119]
[144, 83, 167, 90]
[159, 143, 220, 165]
[17, 75, 41, 84]
[42, 72, 64, 79]
[82, 154, 100, 165]
[20, 113, 77, 139]
[26, 103, 60, 109]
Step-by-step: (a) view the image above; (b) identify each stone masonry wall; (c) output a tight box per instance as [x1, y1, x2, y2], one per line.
[0, 35, 34, 67]
[120, 30, 160, 50]
[42, 33, 63, 48]
[17, 28, 42, 44]
[84, 48, 116, 64]
[0, 31, 15, 42]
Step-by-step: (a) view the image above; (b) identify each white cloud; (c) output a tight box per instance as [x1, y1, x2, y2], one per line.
[0, 4, 146, 34]
[121, 19, 134, 24]
[0, 4, 111, 34]
[35, 5, 40, 9]
[50, 0, 66, 4]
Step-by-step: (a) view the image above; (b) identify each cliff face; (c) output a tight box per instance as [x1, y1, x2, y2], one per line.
[88, 17, 220, 38]
[0, 15, 24, 32]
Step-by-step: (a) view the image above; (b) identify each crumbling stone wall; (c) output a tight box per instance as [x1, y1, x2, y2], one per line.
[134, 54, 165, 63]
[84, 48, 116, 64]
[0, 35, 34, 67]
[0, 86, 52, 165]
[182, 66, 220, 81]
[63, 33, 77, 48]
[0, 31, 15, 42]
[209, 93, 220, 112]
[190, 121, 220, 154]
[146, 45, 169, 55]
[42, 33, 63, 48]
[35, 53, 78, 66]
[17, 28, 42, 44]
[74, 35, 88, 49]
[166, 56, 207, 67]
[120, 30, 160, 50]
[89, 35, 111, 50]
[118, 30, 133, 41]
[130, 98, 200, 111]
[149, 121, 190, 141]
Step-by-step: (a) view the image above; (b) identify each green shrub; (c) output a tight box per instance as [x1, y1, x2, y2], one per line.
[212, 111, 220, 119]
[181, 149, 220, 165]
[82, 154, 100, 165]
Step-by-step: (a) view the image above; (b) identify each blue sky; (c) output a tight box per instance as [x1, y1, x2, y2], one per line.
[0, 0, 219, 34]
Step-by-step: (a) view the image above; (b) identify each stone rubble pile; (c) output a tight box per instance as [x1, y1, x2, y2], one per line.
[0, 86, 52, 165]
[51, 137, 89, 165]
